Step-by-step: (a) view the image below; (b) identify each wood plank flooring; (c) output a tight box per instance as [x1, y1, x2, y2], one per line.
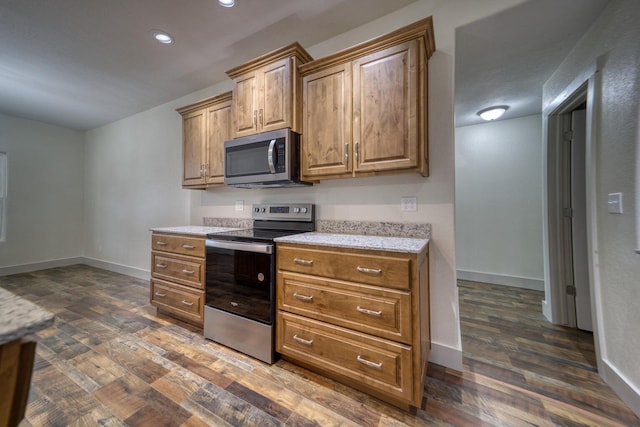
[1, 266, 638, 426]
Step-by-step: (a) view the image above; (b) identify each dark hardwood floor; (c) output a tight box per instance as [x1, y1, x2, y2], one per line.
[1, 266, 638, 426]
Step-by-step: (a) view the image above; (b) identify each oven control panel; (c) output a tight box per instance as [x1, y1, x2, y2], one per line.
[252, 203, 314, 222]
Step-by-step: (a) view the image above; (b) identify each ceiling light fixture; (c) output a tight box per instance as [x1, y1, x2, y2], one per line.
[218, 0, 235, 7]
[151, 30, 174, 44]
[478, 106, 508, 121]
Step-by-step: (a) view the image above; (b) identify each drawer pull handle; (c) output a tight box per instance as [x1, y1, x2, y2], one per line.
[154, 292, 167, 298]
[293, 335, 313, 346]
[357, 355, 383, 369]
[181, 300, 194, 307]
[156, 241, 168, 246]
[356, 306, 382, 317]
[293, 292, 314, 302]
[181, 269, 195, 275]
[356, 266, 382, 275]
[293, 258, 314, 266]
[182, 244, 195, 250]
[155, 263, 167, 269]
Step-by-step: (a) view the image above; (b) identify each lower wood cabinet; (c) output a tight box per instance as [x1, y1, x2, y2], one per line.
[276, 242, 430, 410]
[0, 339, 36, 427]
[150, 232, 206, 326]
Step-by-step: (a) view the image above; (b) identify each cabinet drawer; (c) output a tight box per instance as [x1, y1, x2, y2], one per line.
[151, 234, 205, 257]
[278, 272, 412, 343]
[277, 312, 413, 403]
[151, 252, 204, 289]
[277, 246, 411, 289]
[150, 279, 204, 323]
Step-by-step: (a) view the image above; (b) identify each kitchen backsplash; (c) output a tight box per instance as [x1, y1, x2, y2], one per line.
[202, 217, 431, 240]
[202, 217, 252, 229]
[316, 220, 431, 239]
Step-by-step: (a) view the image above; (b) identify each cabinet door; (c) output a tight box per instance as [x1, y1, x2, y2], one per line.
[182, 109, 206, 187]
[205, 98, 232, 185]
[232, 72, 259, 137]
[301, 63, 352, 179]
[260, 58, 292, 133]
[353, 40, 419, 173]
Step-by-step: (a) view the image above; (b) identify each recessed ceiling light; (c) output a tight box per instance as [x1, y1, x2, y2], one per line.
[151, 30, 174, 44]
[218, 0, 235, 7]
[477, 106, 508, 121]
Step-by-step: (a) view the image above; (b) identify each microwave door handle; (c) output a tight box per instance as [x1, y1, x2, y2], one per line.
[267, 139, 277, 173]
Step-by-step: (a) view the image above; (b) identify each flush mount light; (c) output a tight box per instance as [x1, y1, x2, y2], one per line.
[151, 30, 174, 44]
[218, 0, 235, 7]
[478, 106, 508, 121]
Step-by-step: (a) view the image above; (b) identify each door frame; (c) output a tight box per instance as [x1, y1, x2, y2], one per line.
[543, 70, 603, 370]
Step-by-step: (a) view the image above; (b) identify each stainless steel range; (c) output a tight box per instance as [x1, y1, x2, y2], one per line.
[203, 203, 314, 364]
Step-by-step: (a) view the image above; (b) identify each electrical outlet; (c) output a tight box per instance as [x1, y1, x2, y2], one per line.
[401, 197, 417, 212]
[235, 200, 244, 211]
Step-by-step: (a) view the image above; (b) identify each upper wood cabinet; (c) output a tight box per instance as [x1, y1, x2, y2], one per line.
[300, 17, 435, 181]
[226, 43, 313, 138]
[177, 92, 232, 189]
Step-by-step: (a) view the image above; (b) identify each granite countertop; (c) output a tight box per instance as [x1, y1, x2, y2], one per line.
[0, 288, 54, 345]
[150, 226, 241, 236]
[274, 232, 429, 253]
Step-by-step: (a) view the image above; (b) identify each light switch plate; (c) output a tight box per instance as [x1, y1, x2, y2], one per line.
[607, 193, 623, 214]
[235, 200, 244, 212]
[401, 197, 417, 212]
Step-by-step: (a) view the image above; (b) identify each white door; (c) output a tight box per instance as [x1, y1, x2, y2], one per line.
[571, 109, 592, 331]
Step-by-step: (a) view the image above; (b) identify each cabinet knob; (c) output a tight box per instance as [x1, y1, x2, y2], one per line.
[293, 335, 313, 346]
[356, 355, 383, 369]
[356, 306, 382, 317]
[293, 292, 314, 302]
[356, 266, 382, 275]
[154, 292, 167, 298]
[293, 258, 314, 266]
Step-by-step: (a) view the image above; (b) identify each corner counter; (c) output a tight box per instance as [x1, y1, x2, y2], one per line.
[0, 288, 54, 427]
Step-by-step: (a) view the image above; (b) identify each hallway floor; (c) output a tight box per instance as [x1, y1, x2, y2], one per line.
[1, 266, 638, 426]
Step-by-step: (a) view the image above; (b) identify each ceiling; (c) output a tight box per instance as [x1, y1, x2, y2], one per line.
[455, 0, 610, 127]
[0, 0, 610, 131]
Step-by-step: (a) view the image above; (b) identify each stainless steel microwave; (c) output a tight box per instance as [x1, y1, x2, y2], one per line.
[223, 128, 311, 188]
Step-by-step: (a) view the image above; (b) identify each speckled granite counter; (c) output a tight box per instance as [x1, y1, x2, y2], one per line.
[0, 288, 54, 345]
[274, 232, 429, 253]
[150, 225, 241, 236]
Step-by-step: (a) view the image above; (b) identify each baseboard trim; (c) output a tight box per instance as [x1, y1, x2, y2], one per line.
[428, 341, 463, 371]
[0, 257, 150, 281]
[81, 257, 150, 281]
[457, 270, 544, 291]
[601, 358, 640, 419]
[0, 257, 85, 277]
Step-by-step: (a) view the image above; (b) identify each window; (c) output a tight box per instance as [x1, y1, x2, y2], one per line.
[0, 153, 6, 241]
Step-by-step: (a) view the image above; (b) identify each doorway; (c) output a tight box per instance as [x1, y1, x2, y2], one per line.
[559, 105, 592, 331]
[545, 81, 599, 337]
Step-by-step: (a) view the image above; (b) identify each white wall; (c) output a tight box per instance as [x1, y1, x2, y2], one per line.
[455, 115, 544, 290]
[82, 81, 232, 277]
[0, 113, 84, 272]
[81, 0, 526, 370]
[542, 0, 640, 413]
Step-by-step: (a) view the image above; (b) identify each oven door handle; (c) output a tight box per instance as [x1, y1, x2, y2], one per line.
[206, 239, 273, 254]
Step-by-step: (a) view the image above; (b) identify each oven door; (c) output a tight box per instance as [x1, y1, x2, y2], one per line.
[205, 239, 275, 325]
